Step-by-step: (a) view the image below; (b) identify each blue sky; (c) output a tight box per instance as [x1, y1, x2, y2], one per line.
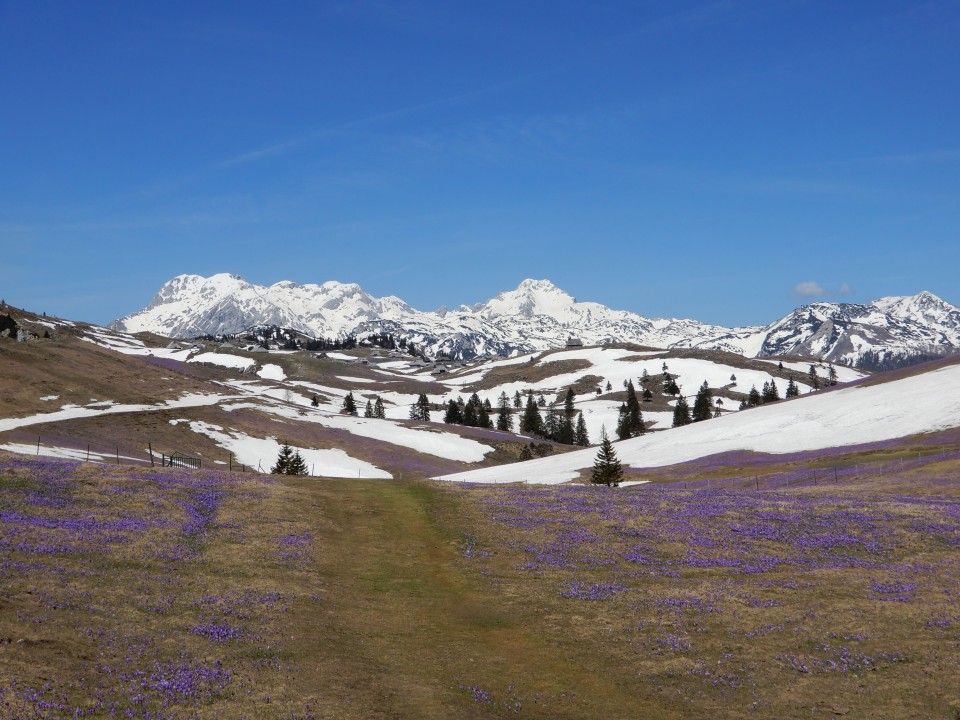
[2, 1, 959, 327]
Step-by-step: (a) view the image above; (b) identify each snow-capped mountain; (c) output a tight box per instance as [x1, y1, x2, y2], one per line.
[111, 274, 960, 364]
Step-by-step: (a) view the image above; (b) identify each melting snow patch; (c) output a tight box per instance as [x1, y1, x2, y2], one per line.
[188, 352, 255, 371]
[183, 420, 390, 478]
[257, 364, 286, 381]
[39, 395, 59, 402]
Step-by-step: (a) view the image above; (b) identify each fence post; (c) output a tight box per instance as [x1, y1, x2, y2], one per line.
[36, 435, 40, 456]
[87, 444, 90, 462]
[116, 447, 120, 466]
[148, 443, 155, 467]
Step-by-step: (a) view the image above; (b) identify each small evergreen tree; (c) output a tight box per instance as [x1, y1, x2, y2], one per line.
[311, 395, 319, 407]
[497, 391, 514, 432]
[672, 395, 692, 427]
[808, 364, 821, 390]
[591, 428, 623, 486]
[692, 381, 712, 422]
[363, 400, 374, 418]
[521, 393, 543, 436]
[747, 385, 761, 407]
[374, 396, 386, 419]
[828, 365, 838, 386]
[341, 392, 358, 416]
[575, 411, 590, 446]
[761, 379, 780, 403]
[288, 449, 309, 476]
[513, 390, 522, 409]
[271, 442, 295, 474]
[444, 399, 463, 424]
[785, 377, 800, 398]
[664, 378, 680, 396]
[642, 387, 653, 402]
[415, 393, 431, 421]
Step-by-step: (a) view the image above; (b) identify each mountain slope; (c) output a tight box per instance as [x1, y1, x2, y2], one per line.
[112, 275, 960, 364]
[435, 358, 960, 484]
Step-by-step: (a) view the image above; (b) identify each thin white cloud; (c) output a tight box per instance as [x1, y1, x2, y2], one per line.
[793, 281, 825, 297]
[838, 282, 852, 295]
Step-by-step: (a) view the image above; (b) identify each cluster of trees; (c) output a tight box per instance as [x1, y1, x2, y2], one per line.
[518, 389, 590, 446]
[807, 364, 839, 389]
[672, 381, 718, 427]
[739, 380, 781, 409]
[615, 381, 645, 439]
[271, 442, 308, 475]
[444, 393, 495, 428]
[856, 349, 947, 372]
[409, 393, 431, 421]
[363, 397, 387, 419]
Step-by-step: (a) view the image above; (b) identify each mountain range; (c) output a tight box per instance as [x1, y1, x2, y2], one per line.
[111, 274, 960, 364]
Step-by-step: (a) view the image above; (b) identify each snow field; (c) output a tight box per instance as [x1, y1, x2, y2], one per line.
[178, 420, 390, 478]
[436, 362, 960, 485]
[188, 352, 256, 371]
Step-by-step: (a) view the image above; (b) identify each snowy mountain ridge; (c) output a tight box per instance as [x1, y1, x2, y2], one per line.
[111, 274, 960, 364]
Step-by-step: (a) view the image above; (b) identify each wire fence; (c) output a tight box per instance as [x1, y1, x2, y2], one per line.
[14, 433, 255, 473]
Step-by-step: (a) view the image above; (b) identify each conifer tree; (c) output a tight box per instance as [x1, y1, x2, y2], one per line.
[808, 364, 821, 390]
[762, 379, 780, 403]
[415, 393, 431, 421]
[747, 385, 761, 407]
[513, 390, 522, 409]
[311, 395, 319, 408]
[364, 400, 374, 418]
[616, 403, 630, 441]
[625, 380, 643, 436]
[478, 398, 493, 429]
[521, 393, 543, 436]
[374, 396, 386, 419]
[575, 411, 590, 446]
[288, 449, 309, 476]
[828, 365, 838, 386]
[672, 395, 692, 427]
[591, 428, 623, 486]
[341, 392, 358, 416]
[642, 387, 653, 402]
[271, 442, 295, 474]
[497, 391, 514, 432]
[692, 381, 713, 422]
[785, 377, 800, 398]
[444, 399, 463, 424]
[545, 403, 559, 441]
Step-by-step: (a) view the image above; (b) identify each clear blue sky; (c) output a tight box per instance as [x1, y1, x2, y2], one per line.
[2, 1, 959, 327]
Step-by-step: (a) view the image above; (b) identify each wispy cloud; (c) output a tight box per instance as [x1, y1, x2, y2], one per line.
[793, 281, 825, 297]
[838, 282, 852, 295]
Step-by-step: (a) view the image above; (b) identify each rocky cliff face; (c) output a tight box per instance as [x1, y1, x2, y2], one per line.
[112, 274, 960, 364]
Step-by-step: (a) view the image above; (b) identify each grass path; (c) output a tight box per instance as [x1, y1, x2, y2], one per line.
[286, 479, 676, 719]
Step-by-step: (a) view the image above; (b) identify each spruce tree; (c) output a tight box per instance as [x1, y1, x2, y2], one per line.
[591, 428, 623, 486]
[672, 395, 692, 427]
[642, 387, 653, 402]
[341, 392, 358, 416]
[513, 390, 522, 409]
[828, 365, 838, 386]
[521, 393, 543, 436]
[374, 396, 386, 419]
[311, 395, 319, 407]
[762, 379, 780, 403]
[496, 391, 514, 432]
[616, 403, 630, 441]
[271, 442, 295, 474]
[444, 399, 463, 424]
[575, 411, 590, 446]
[747, 385, 761, 407]
[363, 400, 374, 418]
[808, 364, 821, 390]
[625, 380, 643, 436]
[288, 449, 309, 476]
[785, 377, 799, 398]
[416, 393, 431, 421]
[692, 381, 713, 422]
